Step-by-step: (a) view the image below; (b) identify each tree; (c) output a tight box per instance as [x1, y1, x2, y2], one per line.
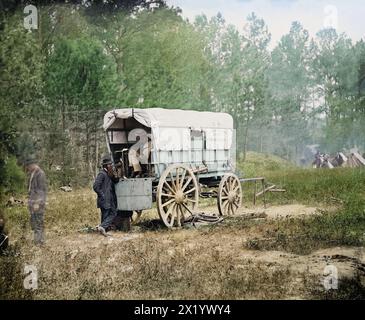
[118, 8, 211, 110]
[41, 36, 120, 182]
[0, 12, 43, 195]
[240, 13, 271, 157]
[194, 13, 272, 158]
[267, 22, 313, 161]
[314, 28, 359, 151]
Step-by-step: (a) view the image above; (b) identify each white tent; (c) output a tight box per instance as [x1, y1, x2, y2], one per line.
[103, 108, 234, 151]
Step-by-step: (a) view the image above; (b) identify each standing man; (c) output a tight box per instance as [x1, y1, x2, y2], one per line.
[24, 158, 47, 246]
[0, 216, 8, 252]
[93, 155, 118, 236]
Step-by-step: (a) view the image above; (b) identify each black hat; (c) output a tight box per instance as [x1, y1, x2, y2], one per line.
[23, 158, 37, 166]
[101, 155, 112, 166]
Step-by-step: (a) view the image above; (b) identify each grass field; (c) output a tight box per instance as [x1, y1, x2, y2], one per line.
[1, 154, 365, 300]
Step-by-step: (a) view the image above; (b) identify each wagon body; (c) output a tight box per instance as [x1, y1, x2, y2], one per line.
[103, 108, 241, 225]
[103, 108, 235, 180]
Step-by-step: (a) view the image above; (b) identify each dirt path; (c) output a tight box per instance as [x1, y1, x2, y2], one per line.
[201, 203, 332, 220]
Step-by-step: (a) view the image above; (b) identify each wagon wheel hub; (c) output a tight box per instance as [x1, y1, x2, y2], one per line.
[228, 191, 236, 203]
[175, 190, 185, 204]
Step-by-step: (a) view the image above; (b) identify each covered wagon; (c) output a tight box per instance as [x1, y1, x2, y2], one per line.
[103, 108, 241, 228]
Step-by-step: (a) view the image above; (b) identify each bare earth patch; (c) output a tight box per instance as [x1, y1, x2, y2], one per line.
[203, 203, 337, 220]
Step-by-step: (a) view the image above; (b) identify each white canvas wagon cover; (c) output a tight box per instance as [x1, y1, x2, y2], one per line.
[103, 108, 234, 151]
[103, 108, 233, 130]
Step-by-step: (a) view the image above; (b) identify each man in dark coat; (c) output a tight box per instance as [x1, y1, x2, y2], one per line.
[24, 158, 47, 245]
[0, 216, 8, 252]
[93, 155, 118, 235]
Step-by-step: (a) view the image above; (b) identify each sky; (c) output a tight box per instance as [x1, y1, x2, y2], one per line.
[166, 0, 365, 48]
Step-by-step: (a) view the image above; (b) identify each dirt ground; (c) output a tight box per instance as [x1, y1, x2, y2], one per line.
[5, 198, 361, 300]
[204, 203, 326, 219]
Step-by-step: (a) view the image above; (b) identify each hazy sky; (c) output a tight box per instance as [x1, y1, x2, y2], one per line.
[166, 0, 365, 48]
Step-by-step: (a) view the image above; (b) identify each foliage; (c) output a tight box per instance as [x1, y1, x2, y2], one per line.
[0, 13, 43, 196]
[0, 3, 364, 186]
[237, 151, 294, 177]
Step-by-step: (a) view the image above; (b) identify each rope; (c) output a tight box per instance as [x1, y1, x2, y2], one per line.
[181, 203, 223, 227]
[184, 213, 223, 227]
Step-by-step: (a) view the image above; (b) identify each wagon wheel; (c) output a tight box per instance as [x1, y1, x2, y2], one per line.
[157, 164, 199, 228]
[217, 173, 242, 216]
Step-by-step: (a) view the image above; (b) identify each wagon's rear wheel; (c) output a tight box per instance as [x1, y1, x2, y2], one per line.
[217, 173, 242, 216]
[157, 164, 199, 228]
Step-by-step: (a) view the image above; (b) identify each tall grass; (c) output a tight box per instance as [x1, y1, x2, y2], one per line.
[243, 168, 365, 254]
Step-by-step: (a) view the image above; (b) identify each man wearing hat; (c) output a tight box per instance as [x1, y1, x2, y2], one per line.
[93, 155, 118, 235]
[24, 158, 47, 245]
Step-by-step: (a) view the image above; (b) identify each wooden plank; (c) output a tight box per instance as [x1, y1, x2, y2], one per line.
[253, 181, 257, 205]
[255, 185, 276, 197]
[240, 177, 265, 182]
[262, 179, 267, 209]
[268, 189, 286, 193]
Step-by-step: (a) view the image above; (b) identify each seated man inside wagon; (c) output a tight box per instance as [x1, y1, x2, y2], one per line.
[128, 136, 152, 178]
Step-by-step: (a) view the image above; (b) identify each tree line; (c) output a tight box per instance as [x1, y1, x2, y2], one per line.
[0, 0, 364, 193]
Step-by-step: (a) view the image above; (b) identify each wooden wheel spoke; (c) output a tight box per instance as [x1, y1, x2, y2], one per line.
[223, 200, 230, 212]
[175, 168, 180, 189]
[228, 178, 233, 188]
[169, 171, 177, 190]
[182, 177, 192, 191]
[166, 202, 175, 217]
[225, 202, 230, 215]
[162, 198, 175, 208]
[161, 193, 175, 198]
[164, 181, 175, 194]
[221, 195, 229, 200]
[223, 187, 229, 195]
[180, 169, 186, 189]
[231, 203, 235, 215]
[226, 177, 231, 190]
[184, 187, 196, 195]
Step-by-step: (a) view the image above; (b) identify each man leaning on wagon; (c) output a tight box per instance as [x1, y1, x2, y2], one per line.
[93, 155, 118, 236]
